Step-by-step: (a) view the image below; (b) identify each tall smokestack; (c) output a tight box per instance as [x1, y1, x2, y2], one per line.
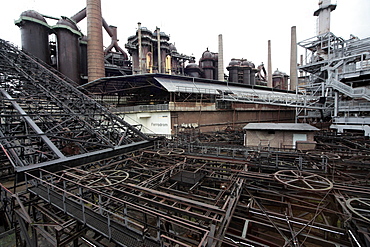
[86, 0, 105, 82]
[267, 40, 272, 88]
[314, 0, 336, 35]
[218, 34, 224, 81]
[157, 27, 161, 73]
[290, 26, 297, 91]
[138, 22, 142, 74]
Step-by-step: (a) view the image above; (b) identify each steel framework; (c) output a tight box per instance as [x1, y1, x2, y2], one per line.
[0, 39, 152, 176]
[0, 39, 370, 247]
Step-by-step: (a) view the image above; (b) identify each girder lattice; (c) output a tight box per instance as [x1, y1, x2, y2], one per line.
[0, 39, 150, 172]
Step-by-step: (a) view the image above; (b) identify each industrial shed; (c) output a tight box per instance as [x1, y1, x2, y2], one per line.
[243, 123, 319, 149]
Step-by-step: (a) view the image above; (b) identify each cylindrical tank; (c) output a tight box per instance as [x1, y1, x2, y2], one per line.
[200, 49, 216, 79]
[250, 69, 256, 86]
[185, 63, 202, 78]
[53, 17, 82, 83]
[15, 10, 50, 63]
[248, 62, 256, 86]
[272, 69, 289, 90]
[169, 44, 180, 74]
[241, 60, 252, 85]
[243, 67, 251, 85]
[227, 59, 240, 83]
[159, 32, 170, 74]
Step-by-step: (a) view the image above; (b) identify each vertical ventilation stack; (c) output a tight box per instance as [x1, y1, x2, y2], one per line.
[157, 27, 161, 73]
[218, 34, 224, 81]
[290, 26, 297, 91]
[267, 40, 272, 88]
[86, 0, 105, 81]
[314, 0, 336, 35]
[138, 22, 142, 74]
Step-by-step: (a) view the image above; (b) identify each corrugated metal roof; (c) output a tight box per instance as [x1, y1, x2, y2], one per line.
[243, 123, 319, 131]
[154, 77, 295, 96]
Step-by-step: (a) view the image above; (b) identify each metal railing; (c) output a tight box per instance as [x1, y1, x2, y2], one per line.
[328, 79, 370, 101]
[113, 104, 169, 113]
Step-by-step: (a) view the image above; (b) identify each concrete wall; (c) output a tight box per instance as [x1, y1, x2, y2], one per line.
[172, 102, 295, 133]
[120, 102, 295, 136]
[245, 130, 315, 149]
[123, 111, 171, 135]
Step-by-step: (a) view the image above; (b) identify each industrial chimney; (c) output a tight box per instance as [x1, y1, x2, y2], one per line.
[267, 40, 272, 88]
[157, 27, 161, 73]
[86, 0, 105, 81]
[314, 0, 337, 35]
[218, 34, 224, 81]
[290, 26, 297, 91]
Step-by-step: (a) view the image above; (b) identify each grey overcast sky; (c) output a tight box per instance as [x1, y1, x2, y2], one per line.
[1, 0, 370, 74]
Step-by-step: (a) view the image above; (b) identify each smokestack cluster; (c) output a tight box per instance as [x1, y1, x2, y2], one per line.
[86, 0, 105, 82]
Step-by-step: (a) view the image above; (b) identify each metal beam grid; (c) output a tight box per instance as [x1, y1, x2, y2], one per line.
[16, 149, 246, 246]
[226, 157, 369, 246]
[163, 133, 370, 246]
[229, 180, 351, 247]
[1, 134, 369, 247]
[0, 39, 149, 171]
[178, 140, 370, 187]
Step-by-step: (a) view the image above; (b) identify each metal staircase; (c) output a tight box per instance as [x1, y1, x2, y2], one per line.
[328, 79, 370, 101]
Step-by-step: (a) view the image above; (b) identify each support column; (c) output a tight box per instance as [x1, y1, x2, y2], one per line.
[157, 27, 161, 73]
[138, 22, 142, 74]
[87, 0, 105, 81]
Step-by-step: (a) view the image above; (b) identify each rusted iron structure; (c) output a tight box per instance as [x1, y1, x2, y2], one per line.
[0, 39, 151, 176]
[1, 25, 370, 247]
[15, 7, 131, 84]
[1, 129, 370, 246]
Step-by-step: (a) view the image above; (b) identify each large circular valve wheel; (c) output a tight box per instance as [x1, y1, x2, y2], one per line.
[274, 170, 333, 191]
[157, 148, 185, 156]
[346, 198, 370, 223]
[78, 170, 129, 188]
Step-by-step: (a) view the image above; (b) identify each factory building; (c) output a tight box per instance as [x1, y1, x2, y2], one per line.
[84, 73, 296, 136]
[243, 123, 318, 149]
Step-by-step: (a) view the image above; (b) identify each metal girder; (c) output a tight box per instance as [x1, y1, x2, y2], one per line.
[0, 39, 151, 173]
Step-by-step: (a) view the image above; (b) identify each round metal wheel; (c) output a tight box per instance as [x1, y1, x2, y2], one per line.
[157, 148, 185, 156]
[274, 170, 333, 191]
[346, 198, 370, 223]
[78, 170, 129, 188]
